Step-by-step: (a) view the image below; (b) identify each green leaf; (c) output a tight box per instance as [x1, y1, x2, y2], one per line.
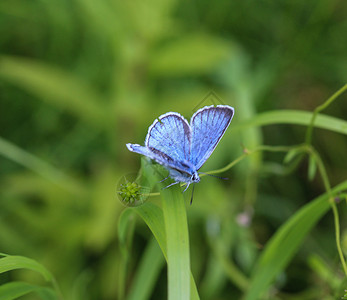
[308, 154, 317, 181]
[206, 223, 249, 291]
[118, 209, 136, 254]
[283, 148, 301, 164]
[132, 203, 167, 258]
[244, 180, 347, 300]
[139, 159, 191, 300]
[0, 136, 83, 194]
[118, 209, 137, 300]
[160, 184, 190, 300]
[0, 282, 38, 300]
[126, 238, 165, 300]
[139, 159, 199, 300]
[132, 203, 200, 300]
[0, 55, 107, 126]
[0, 282, 58, 300]
[0, 255, 53, 282]
[233, 110, 347, 136]
[150, 34, 231, 76]
[308, 254, 340, 289]
[35, 287, 59, 300]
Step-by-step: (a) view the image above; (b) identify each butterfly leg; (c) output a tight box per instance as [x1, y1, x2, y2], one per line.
[162, 181, 180, 190]
[182, 183, 190, 193]
[159, 175, 170, 183]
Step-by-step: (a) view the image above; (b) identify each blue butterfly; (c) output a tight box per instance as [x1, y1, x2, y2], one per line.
[126, 105, 234, 192]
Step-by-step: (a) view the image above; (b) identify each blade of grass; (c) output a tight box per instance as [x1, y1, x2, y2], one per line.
[118, 209, 136, 300]
[126, 238, 165, 300]
[0, 55, 107, 126]
[232, 110, 347, 136]
[0, 136, 83, 194]
[149, 34, 231, 76]
[244, 180, 347, 300]
[208, 237, 249, 291]
[131, 203, 200, 300]
[131, 203, 167, 257]
[119, 208, 165, 300]
[0, 281, 39, 300]
[0, 254, 62, 299]
[160, 183, 190, 300]
[140, 159, 195, 299]
[35, 288, 59, 300]
[199, 255, 226, 299]
[0, 255, 53, 281]
[0, 282, 58, 300]
[308, 254, 341, 290]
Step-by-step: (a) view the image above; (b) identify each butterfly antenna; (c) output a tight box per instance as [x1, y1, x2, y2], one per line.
[190, 183, 196, 205]
[199, 172, 228, 180]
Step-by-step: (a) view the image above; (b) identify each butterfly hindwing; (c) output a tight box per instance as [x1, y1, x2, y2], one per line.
[190, 105, 234, 170]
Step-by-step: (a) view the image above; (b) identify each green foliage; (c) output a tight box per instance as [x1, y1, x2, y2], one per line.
[245, 181, 347, 300]
[0, 254, 60, 299]
[1, 0, 347, 299]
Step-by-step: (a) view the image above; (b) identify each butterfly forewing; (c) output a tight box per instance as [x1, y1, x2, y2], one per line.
[145, 112, 192, 169]
[190, 105, 234, 170]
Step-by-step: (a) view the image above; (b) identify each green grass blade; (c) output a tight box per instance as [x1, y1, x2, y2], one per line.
[0, 282, 58, 300]
[233, 110, 347, 135]
[0, 281, 38, 300]
[118, 208, 136, 300]
[161, 184, 190, 300]
[0, 55, 107, 126]
[126, 238, 165, 300]
[133, 203, 200, 300]
[245, 180, 347, 300]
[0, 255, 62, 299]
[149, 34, 231, 76]
[133, 203, 167, 258]
[35, 288, 59, 300]
[0, 255, 53, 282]
[0, 136, 82, 194]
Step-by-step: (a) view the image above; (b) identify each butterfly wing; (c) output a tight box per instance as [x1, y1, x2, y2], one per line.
[190, 105, 234, 170]
[127, 112, 193, 175]
[145, 112, 191, 162]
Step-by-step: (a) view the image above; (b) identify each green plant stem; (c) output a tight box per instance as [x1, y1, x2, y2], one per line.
[205, 144, 303, 176]
[302, 82, 347, 276]
[145, 141, 347, 278]
[331, 201, 347, 275]
[205, 143, 347, 277]
[306, 146, 331, 192]
[305, 83, 347, 145]
[308, 145, 347, 276]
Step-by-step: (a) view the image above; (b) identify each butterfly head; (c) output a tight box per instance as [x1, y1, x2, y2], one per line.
[191, 172, 200, 183]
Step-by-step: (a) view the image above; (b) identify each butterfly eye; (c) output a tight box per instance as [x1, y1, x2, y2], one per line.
[191, 173, 200, 183]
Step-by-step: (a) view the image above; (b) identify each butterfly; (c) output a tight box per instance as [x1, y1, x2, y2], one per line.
[126, 105, 234, 192]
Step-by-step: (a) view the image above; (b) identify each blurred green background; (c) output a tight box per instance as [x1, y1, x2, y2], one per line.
[0, 0, 347, 299]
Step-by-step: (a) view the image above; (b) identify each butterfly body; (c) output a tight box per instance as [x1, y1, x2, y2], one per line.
[127, 105, 234, 189]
